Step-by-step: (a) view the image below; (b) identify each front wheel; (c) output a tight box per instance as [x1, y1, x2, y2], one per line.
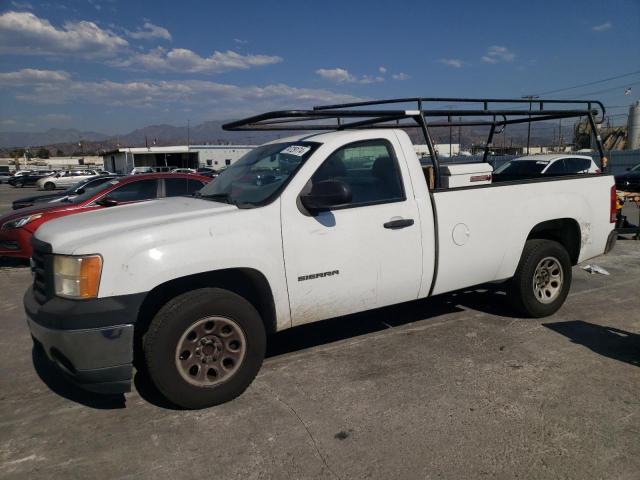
[144, 288, 266, 409]
[509, 239, 572, 318]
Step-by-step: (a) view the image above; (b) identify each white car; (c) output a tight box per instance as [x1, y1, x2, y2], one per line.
[37, 170, 100, 190]
[171, 168, 197, 174]
[494, 154, 600, 178]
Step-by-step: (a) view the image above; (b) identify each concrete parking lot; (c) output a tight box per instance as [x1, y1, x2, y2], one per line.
[0, 184, 639, 480]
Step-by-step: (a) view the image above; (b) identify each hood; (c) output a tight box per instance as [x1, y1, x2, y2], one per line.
[0, 200, 75, 223]
[35, 196, 236, 253]
[13, 192, 67, 205]
[616, 170, 640, 179]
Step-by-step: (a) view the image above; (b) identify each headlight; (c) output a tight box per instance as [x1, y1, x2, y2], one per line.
[53, 255, 102, 299]
[1, 213, 43, 230]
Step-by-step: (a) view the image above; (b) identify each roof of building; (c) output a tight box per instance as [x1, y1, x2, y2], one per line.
[107, 145, 256, 155]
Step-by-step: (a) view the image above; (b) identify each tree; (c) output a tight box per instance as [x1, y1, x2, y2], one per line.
[55, 149, 64, 157]
[36, 148, 50, 159]
[9, 148, 25, 159]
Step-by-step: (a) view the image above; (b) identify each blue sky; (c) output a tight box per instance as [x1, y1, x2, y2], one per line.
[1, 0, 639, 134]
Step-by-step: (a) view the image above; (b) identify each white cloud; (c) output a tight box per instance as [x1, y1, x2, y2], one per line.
[378, 66, 387, 74]
[481, 45, 515, 64]
[392, 72, 410, 80]
[592, 21, 612, 32]
[233, 38, 248, 45]
[1, 119, 18, 126]
[0, 11, 128, 57]
[316, 68, 356, 83]
[10, 1, 33, 10]
[316, 67, 384, 84]
[0, 68, 70, 85]
[119, 47, 282, 73]
[2, 70, 362, 111]
[439, 58, 465, 68]
[127, 21, 172, 41]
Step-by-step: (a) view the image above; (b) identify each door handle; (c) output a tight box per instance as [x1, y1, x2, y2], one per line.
[383, 218, 414, 229]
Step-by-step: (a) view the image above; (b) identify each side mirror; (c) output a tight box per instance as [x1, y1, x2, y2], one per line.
[75, 187, 85, 195]
[300, 180, 352, 213]
[627, 167, 631, 171]
[96, 197, 119, 207]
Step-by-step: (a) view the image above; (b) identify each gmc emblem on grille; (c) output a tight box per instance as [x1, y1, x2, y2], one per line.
[298, 270, 339, 282]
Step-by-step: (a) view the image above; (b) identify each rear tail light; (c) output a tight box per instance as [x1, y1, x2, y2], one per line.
[595, 168, 601, 174]
[610, 184, 617, 223]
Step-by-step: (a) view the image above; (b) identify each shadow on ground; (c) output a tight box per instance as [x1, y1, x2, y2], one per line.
[32, 346, 126, 409]
[0, 257, 29, 269]
[33, 284, 522, 409]
[544, 320, 640, 367]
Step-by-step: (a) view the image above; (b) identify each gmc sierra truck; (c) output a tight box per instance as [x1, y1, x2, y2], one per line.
[24, 98, 618, 409]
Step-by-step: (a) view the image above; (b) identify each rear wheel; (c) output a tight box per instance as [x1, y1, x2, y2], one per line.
[43, 182, 55, 191]
[144, 288, 266, 409]
[509, 239, 572, 318]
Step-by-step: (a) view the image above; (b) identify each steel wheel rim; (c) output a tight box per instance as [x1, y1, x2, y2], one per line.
[175, 316, 247, 387]
[532, 256, 563, 304]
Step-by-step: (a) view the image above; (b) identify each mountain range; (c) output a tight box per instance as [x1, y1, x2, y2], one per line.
[0, 119, 569, 155]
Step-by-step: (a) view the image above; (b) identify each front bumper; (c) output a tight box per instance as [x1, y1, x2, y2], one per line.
[24, 287, 145, 394]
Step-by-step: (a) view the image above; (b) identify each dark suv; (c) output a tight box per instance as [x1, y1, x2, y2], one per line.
[615, 164, 640, 192]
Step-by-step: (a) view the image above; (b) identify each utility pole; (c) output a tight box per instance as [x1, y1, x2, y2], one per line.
[187, 119, 190, 147]
[522, 95, 539, 154]
[559, 118, 562, 150]
[448, 115, 452, 157]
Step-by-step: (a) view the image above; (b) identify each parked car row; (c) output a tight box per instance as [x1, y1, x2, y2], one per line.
[0, 173, 211, 258]
[2, 167, 218, 189]
[12, 175, 123, 209]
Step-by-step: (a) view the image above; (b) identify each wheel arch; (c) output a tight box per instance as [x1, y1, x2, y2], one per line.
[134, 268, 277, 361]
[526, 218, 581, 265]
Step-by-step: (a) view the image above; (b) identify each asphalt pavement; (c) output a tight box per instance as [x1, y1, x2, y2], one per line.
[0, 184, 639, 480]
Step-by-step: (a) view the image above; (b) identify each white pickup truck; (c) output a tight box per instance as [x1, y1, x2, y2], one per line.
[25, 98, 617, 408]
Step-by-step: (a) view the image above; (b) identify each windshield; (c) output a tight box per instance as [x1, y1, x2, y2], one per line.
[197, 141, 320, 206]
[64, 178, 121, 203]
[63, 177, 96, 193]
[494, 159, 548, 175]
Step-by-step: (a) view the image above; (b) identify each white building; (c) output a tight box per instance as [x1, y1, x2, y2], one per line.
[414, 144, 461, 158]
[102, 145, 255, 174]
[0, 156, 103, 172]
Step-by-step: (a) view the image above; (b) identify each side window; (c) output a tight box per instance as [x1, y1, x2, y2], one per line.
[310, 139, 404, 207]
[571, 158, 592, 172]
[106, 179, 158, 203]
[165, 178, 205, 197]
[545, 159, 567, 175]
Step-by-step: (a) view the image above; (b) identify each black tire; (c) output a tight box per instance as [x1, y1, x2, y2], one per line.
[143, 288, 266, 409]
[509, 239, 572, 318]
[43, 182, 55, 191]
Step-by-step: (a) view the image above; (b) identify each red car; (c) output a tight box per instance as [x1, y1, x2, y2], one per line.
[0, 173, 210, 259]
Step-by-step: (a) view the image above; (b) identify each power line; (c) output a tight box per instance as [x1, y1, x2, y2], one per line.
[533, 68, 640, 96]
[564, 80, 640, 98]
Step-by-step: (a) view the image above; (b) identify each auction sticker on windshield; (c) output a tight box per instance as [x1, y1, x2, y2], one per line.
[281, 145, 311, 156]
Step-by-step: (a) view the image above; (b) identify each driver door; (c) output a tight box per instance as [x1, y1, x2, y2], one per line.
[280, 137, 422, 326]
